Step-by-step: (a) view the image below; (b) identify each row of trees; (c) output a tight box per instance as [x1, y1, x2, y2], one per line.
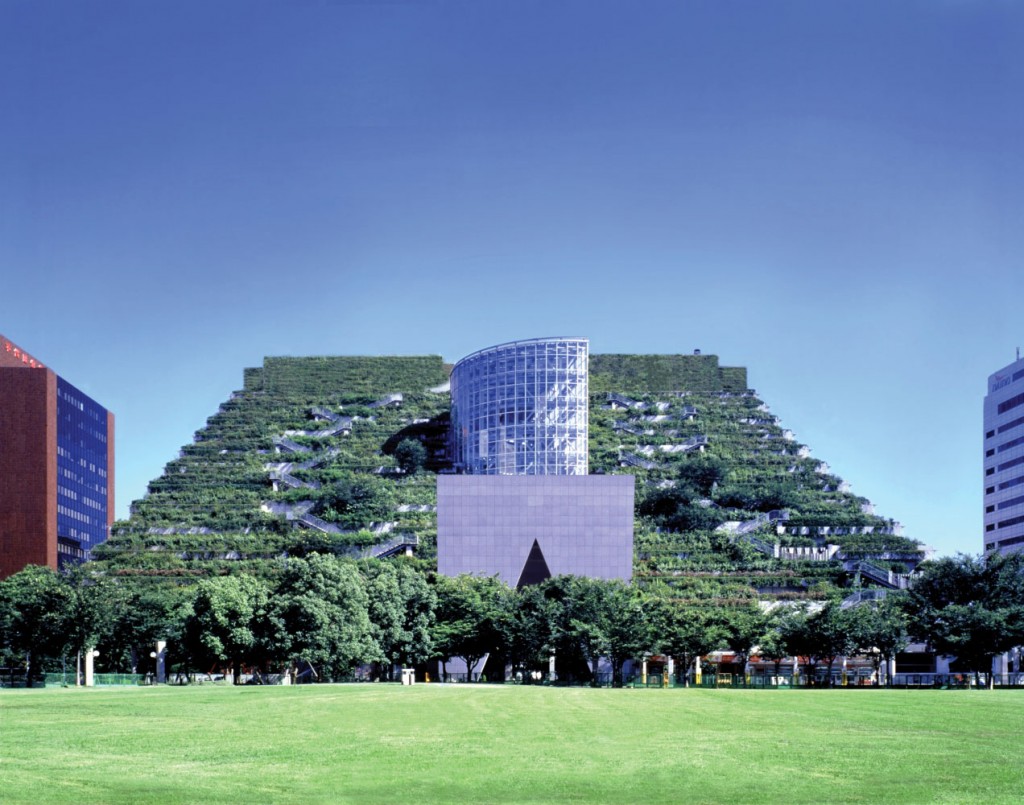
[2, 552, 1023, 686]
[0, 557, 433, 684]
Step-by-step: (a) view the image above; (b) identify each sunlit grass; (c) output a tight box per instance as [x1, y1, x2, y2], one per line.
[2, 685, 1022, 804]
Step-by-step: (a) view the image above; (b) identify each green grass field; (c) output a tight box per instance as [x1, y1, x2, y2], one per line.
[2, 685, 1023, 804]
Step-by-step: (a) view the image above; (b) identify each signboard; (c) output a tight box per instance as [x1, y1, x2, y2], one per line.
[0, 336, 45, 369]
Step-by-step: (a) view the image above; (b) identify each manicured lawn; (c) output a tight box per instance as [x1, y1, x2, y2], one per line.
[2, 684, 1022, 804]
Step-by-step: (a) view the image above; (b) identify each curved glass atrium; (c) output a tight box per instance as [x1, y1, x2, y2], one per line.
[450, 337, 589, 475]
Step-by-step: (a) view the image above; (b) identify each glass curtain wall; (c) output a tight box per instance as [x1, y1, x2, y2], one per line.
[450, 337, 589, 475]
[56, 378, 110, 560]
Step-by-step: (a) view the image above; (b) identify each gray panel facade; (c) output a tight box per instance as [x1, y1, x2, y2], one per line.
[437, 475, 634, 585]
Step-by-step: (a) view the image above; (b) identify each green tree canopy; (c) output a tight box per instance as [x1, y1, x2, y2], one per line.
[181, 574, 280, 682]
[313, 474, 393, 530]
[795, 603, 863, 686]
[100, 584, 191, 675]
[0, 566, 78, 686]
[393, 438, 427, 475]
[719, 605, 771, 674]
[273, 554, 378, 680]
[903, 553, 1024, 684]
[650, 599, 729, 685]
[495, 584, 557, 679]
[544, 576, 651, 686]
[363, 561, 436, 676]
[846, 596, 909, 684]
[677, 455, 727, 497]
[431, 574, 505, 678]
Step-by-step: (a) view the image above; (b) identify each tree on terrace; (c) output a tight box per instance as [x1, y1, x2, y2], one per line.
[393, 438, 427, 475]
[677, 455, 727, 497]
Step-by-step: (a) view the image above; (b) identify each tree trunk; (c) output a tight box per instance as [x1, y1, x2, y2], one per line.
[460, 655, 480, 682]
[612, 659, 624, 688]
[25, 652, 35, 689]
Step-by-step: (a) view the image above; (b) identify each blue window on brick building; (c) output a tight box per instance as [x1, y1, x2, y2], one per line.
[56, 378, 109, 562]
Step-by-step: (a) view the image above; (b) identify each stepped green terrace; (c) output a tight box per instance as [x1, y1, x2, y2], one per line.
[94, 352, 925, 604]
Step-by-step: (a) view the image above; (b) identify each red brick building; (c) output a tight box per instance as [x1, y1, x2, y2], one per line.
[0, 335, 114, 578]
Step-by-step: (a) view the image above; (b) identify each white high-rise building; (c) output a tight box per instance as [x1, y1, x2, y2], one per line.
[984, 353, 1024, 555]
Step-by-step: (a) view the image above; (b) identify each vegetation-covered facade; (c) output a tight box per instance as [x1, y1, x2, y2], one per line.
[92, 351, 925, 605]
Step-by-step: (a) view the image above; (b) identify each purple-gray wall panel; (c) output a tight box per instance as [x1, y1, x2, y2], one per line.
[437, 475, 634, 585]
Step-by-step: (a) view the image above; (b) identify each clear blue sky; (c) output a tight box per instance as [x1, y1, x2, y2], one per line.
[2, 1, 1021, 558]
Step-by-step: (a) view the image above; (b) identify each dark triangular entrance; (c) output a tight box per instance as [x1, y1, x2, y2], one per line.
[516, 539, 552, 588]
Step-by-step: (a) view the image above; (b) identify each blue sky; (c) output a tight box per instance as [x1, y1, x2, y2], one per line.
[2, 1, 1022, 558]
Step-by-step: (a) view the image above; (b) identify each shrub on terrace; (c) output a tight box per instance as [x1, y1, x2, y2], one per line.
[393, 438, 427, 474]
[676, 455, 727, 496]
[313, 475, 394, 530]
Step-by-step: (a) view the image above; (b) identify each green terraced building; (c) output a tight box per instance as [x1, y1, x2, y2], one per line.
[97, 346, 923, 610]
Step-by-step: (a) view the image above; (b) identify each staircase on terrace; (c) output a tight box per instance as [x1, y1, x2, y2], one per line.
[619, 450, 658, 470]
[264, 448, 340, 476]
[681, 434, 709, 451]
[283, 418, 352, 438]
[310, 406, 340, 422]
[298, 512, 344, 534]
[268, 470, 321, 491]
[358, 534, 419, 560]
[368, 393, 403, 409]
[740, 533, 778, 557]
[273, 436, 311, 454]
[840, 589, 891, 609]
[844, 560, 911, 590]
[734, 509, 790, 535]
[606, 393, 644, 410]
